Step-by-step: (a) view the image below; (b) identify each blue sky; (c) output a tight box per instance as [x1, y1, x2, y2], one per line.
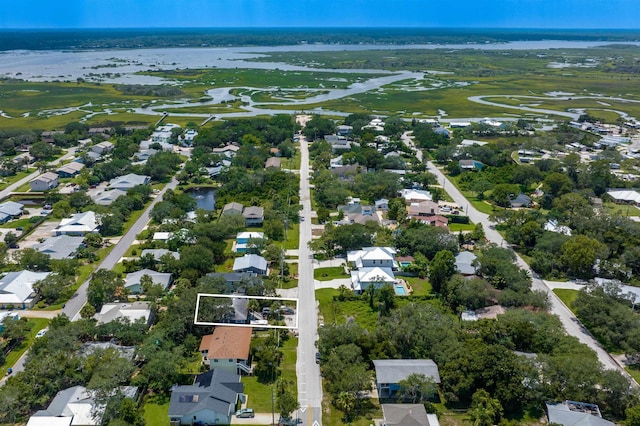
[1, 0, 639, 29]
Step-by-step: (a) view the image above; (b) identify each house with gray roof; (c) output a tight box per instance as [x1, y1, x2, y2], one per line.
[206, 272, 258, 286]
[78, 342, 136, 361]
[94, 302, 152, 325]
[455, 251, 478, 277]
[33, 235, 84, 260]
[140, 248, 180, 262]
[222, 202, 244, 217]
[0, 200, 23, 223]
[373, 359, 441, 399]
[92, 189, 127, 206]
[108, 173, 150, 191]
[243, 206, 264, 226]
[125, 269, 173, 294]
[168, 369, 244, 426]
[382, 404, 440, 426]
[233, 254, 268, 275]
[546, 401, 614, 426]
[90, 141, 114, 155]
[510, 193, 532, 208]
[30, 172, 59, 191]
[57, 161, 85, 178]
[0, 270, 50, 309]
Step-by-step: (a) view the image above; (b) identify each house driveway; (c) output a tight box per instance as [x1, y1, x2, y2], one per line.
[230, 413, 275, 425]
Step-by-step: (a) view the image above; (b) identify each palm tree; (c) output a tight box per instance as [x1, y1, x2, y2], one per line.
[334, 392, 356, 421]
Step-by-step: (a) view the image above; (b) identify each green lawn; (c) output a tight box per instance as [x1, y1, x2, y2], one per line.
[313, 266, 348, 281]
[553, 289, 579, 313]
[604, 202, 640, 217]
[316, 288, 380, 330]
[282, 223, 300, 250]
[449, 223, 476, 232]
[143, 395, 170, 426]
[0, 218, 32, 229]
[402, 276, 433, 296]
[1, 318, 49, 375]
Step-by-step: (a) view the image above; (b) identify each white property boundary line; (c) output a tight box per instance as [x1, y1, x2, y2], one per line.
[194, 293, 299, 330]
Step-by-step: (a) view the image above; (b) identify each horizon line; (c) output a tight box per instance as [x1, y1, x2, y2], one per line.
[2, 26, 640, 31]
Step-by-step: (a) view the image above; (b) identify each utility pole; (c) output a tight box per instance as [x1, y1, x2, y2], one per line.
[272, 386, 276, 426]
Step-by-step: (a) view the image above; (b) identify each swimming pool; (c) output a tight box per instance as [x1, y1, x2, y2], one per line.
[395, 285, 407, 295]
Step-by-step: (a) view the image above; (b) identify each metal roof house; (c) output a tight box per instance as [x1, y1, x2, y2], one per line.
[33, 235, 85, 260]
[53, 211, 99, 236]
[546, 401, 614, 426]
[92, 189, 127, 206]
[140, 248, 180, 261]
[108, 173, 150, 191]
[168, 369, 244, 426]
[373, 359, 441, 399]
[0, 270, 50, 309]
[94, 302, 152, 325]
[232, 254, 268, 275]
[382, 404, 440, 426]
[30, 172, 59, 192]
[0, 201, 24, 223]
[124, 269, 173, 295]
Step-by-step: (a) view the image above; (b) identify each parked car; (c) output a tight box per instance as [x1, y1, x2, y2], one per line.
[315, 352, 321, 364]
[235, 408, 254, 418]
[278, 306, 295, 315]
[36, 328, 48, 338]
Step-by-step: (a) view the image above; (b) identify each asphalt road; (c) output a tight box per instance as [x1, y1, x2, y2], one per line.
[63, 176, 179, 321]
[295, 135, 323, 426]
[393, 138, 622, 376]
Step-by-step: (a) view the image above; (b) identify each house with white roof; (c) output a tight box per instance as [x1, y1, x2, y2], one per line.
[347, 247, 398, 270]
[108, 173, 150, 191]
[350, 267, 396, 294]
[125, 269, 173, 294]
[92, 189, 127, 206]
[0, 270, 50, 309]
[235, 232, 266, 253]
[455, 251, 478, 277]
[53, 211, 99, 236]
[33, 235, 85, 260]
[607, 189, 640, 205]
[140, 138, 173, 152]
[400, 188, 432, 203]
[212, 145, 240, 159]
[233, 254, 268, 275]
[94, 302, 152, 325]
[140, 248, 180, 262]
[90, 141, 114, 155]
[151, 123, 180, 144]
[544, 220, 572, 236]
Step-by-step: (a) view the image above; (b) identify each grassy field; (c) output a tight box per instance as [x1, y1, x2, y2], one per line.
[313, 266, 348, 281]
[402, 276, 433, 296]
[143, 394, 170, 426]
[449, 223, 476, 232]
[553, 289, 580, 313]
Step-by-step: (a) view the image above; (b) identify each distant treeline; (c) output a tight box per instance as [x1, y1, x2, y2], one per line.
[1, 28, 640, 51]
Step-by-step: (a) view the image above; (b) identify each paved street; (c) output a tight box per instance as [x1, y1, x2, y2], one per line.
[295, 135, 323, 426]
[63, 176, 179, 321]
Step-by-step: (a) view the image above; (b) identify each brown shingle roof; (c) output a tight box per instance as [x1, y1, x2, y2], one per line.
[199, 326, 252, 360]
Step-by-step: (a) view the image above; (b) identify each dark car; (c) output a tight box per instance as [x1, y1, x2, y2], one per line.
[315, 352, 321, 363]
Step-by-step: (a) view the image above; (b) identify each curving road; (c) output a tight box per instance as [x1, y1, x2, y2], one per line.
[401, 131, 626, 374]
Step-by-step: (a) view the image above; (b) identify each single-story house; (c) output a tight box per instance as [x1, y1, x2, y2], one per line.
[606, 189, 640, 205]
[0, 200, 24, 223]
[124, 269, 173, 294]
[233, 254, 268, 275]
[407, 200, 439, 217]
[200, 326, 253, 374]
[33, 235, 85, 260]
[30, 172, 59, 192]
[235, 231, 265, 253]
[206, 272, 258, 286]
[455, 251, 478, 277]
[94, 302, 152, 325]
[337, 125, 353, 136]
[546, 401, 614, 426]
[348, 247, 397, 270]
[373, 359, 441, 399]
[140, 139, 173, 152]
[459, 159, 484, 171]
[140, 248, 180, 262]
[222, 202, 244, 217]
[350, 267, 396, 294]
[0, 270, 50, 309]
[412, 214, 449, 228]
[92, 189, 127, 206]
[53, 211, 99, 236]
[108, 173, 151, 191]
[27, 386, 138, 426]
[400, 188, 432, 203]
[212, 144, 240, 159]
[27, 386, 103, 426]
[243, 206, 264, 227]
[510, 193, 532, 208]
[375, 198, 389, 211]
[382, 404, 440, 426]
[168, 369, 244, 426]
[90, 141, 114, 155]
[338, 204, 373, 216]
[153, 232, 171, 241]
[57, 161, 85, 178]
[265, 157, 281, 169]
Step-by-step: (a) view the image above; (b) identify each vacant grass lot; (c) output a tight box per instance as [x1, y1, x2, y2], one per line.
[553, 289, 579, 313]
[314, 266, 348, 281]
[143, 394, 170, 426]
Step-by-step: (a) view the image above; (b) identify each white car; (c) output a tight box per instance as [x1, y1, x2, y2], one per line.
[35, 328, 48, 338]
